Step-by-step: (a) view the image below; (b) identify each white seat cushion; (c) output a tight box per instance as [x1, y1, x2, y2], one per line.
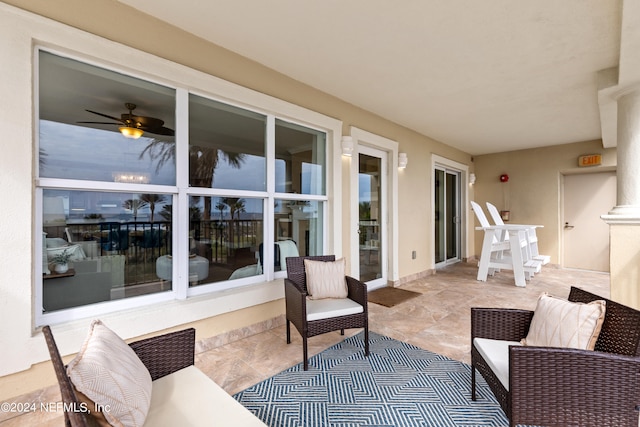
[306, 298, 363, 321]
[145, 366, 266, 426]
[473, 338, 522, 391]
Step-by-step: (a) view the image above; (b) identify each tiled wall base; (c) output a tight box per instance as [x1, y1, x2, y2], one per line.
[195, 314, 286, 354]
[390, 269, 436, 287]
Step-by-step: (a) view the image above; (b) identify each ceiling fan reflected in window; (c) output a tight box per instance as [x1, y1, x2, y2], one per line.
[77, 102, 175, 139]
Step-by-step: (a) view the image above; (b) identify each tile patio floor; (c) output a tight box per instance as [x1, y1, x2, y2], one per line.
[0, 261, 610, 426]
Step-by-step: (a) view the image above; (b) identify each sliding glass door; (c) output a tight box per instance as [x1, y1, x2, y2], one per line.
[434, 167, 461, 266]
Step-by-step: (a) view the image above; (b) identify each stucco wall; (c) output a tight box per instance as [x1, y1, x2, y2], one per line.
[473, 140, 617, 263]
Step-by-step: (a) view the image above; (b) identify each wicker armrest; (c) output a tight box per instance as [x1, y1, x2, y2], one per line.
[509, 345, 640, 426]
[284, 278, 306, 329]
[129, 328, 195, 381]
[471, 308, 534, 342]
[284, 277, 306, 296]
[346, 276, 367, 306]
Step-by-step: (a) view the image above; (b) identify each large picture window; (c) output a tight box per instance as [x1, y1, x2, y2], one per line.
[37, 49, 329, 322]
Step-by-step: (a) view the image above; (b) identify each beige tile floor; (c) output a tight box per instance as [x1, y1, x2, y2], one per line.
[0, 262, 610, 426]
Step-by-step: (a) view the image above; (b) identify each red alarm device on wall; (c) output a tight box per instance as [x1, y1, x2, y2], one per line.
[500, 174, 509, 182]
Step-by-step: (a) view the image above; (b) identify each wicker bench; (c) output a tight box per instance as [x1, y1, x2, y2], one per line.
[43, 326, 266, 426]
[471, 286, 640, 427]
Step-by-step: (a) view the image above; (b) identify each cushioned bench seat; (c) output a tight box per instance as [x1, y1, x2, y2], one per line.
[43, 324, 266, 427]
[146, 365, 266, 426]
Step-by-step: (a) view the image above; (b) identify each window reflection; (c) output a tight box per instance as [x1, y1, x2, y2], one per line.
[189, 196, 264, 284]
[42, 190, 172, 312]
[37, 50, 330, 317]
[189, 95, 266, 190]
[38, 51, 176, 185]
[275, 120, 326, 195]
[274, 199, 323, 259]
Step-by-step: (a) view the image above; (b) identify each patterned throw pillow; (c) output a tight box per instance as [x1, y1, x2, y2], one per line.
[522, 292, 606, 350]
[304, 258, 348, 300]
[66, 319, 152, 427]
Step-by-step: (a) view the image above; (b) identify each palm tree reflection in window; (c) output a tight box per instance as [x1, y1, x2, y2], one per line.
[139, 194, 166, 223]
[141, 140, 248, 262]
[141, 140, 245, 197]
[122, 198, 147, 222]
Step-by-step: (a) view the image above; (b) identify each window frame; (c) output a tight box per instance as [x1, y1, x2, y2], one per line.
[34, 45, 341, 327]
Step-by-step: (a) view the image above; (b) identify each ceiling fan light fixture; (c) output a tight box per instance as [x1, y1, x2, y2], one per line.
[119, 126, 144, 139]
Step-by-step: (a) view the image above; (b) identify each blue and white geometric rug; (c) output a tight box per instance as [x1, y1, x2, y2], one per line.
[234, 332, 509, 426]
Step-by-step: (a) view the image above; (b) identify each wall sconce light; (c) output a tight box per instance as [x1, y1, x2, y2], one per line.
[469, 173, 476, 185]
[119, 126, 144, 139]
[398, 152, 408, 169]
[341, 136, 354, 157]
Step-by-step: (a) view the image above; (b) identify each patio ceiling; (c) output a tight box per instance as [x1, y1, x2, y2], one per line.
[117, 0, 637, 156]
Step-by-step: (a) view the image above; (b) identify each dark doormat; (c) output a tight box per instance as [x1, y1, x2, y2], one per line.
[368, 286, 422, 307]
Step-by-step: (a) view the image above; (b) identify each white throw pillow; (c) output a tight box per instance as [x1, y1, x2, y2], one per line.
[522, 292, 606, 350]
[66, 319, 152, 427]
[304, 258, 348, 300]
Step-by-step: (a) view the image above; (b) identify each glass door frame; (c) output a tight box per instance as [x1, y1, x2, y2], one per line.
[356, 145, 388, 288]
[431, 155, 471, 269]
[347, 127, 399, 290]
[434, 167, 461, 266]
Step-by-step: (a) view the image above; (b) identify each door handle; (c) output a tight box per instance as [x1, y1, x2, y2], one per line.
[564, 222, 574, 230]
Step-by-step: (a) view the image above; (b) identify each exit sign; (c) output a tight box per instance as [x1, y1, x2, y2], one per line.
[578, 154, 602, 167]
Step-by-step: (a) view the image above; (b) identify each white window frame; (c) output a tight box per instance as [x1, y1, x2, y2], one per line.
[34, 42, 342, 328]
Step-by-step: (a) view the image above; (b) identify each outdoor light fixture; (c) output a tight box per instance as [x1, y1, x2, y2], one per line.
[398, 152, 408, 169]
[119, 126, 144, 139]
[469, 173, 476, 185]
[341, 136, 354, 156]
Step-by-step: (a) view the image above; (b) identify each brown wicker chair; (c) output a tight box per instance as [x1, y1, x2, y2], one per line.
[471, 286, 640, 427]
[284, 255, 369, 370]
[42, 325, 195, 427]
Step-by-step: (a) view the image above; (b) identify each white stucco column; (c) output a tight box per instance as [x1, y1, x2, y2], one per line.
[602, 87, 640, 310]
[609, 89, 640, 215]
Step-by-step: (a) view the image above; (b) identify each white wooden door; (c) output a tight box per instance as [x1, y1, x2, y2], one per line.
[563, 172, 616, 271]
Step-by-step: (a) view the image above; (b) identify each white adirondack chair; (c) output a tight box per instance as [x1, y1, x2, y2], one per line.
[485, 202, 550, 266]
[472, 201, 540, 286]
[470, 201, 509, 276]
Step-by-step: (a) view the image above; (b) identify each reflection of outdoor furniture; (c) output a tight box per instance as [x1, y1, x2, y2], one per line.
[471, 286, 640, 427]
[43, 255, 126, 311]
[276, 240, 299, 270]
[45, 237, 86, 261]
[99, 223, 129, 252]
[284, 255, 369, 370]
[139, 228, 163, 249]
[258, 243, 278, 270]
[156, 255, 209, 284]
[230, 240, 300, 280]
[228, 263, 261, 280]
